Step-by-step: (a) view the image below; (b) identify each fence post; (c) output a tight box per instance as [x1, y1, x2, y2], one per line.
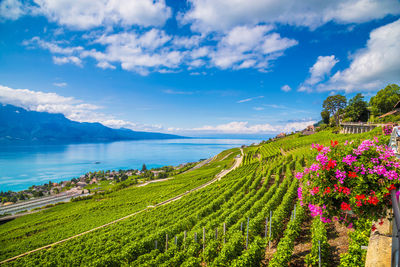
[195, 232, 197, 243]
[246, 217, 249, 249]
[318, 240, 321, 267]
[223, 222, 226, 244]
[166, 234, 168, 251]
[203, 227, 206, 253]
[215, 228, 218, 240]
[175, 236, 177, 246]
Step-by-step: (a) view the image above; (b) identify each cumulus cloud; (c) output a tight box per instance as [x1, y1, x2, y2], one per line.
[298, 55, 339, 92]
[318, 19, 400, 92]
[281, 85, 291, 92]
[181, 0, 400, 33]
[53, 56, 82, 66]
[0, 0, 26, 20]
[210, 25, 297, 70]
[33, 0, 171, 30]
[0, 84, 162, 132]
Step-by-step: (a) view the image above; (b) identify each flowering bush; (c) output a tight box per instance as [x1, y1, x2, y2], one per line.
[383, 124, 394, 136]
[297, 138, 400, 228]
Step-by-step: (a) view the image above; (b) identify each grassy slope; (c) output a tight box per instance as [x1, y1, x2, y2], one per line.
[0, 148, 239, 261]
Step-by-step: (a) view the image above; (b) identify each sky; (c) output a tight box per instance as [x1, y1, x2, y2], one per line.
[0, 0, 399, 137]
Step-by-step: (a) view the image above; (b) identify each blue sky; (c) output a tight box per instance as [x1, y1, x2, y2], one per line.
[0, 0, 399, 137]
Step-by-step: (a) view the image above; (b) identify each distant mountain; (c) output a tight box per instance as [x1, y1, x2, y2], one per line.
[0, 104, 184, 143]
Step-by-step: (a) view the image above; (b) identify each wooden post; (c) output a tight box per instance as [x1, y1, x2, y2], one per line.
[175, 236, 177, 246]
[194, 232, 197, 243]
[223, 222, 226, 244]
[203, 227, 205, 253]
[246, 217, 249, 249]
[166, 234, 168, 251]
[215, 228, 218, 240]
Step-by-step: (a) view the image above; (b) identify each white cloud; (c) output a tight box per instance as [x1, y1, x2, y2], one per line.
[53, 56, 82, 66]
[53, 82, 67, 87]
[163, 89, 193, 95]
[318, 19, 400, 92]
[33, 0, 171, 30]
[237, 95, 264, 103]
[211, 25, 297, 70]
[23, 37, 83, 54]
[0, 84, 162, 132]
[253, 107, 264, 111]
[182, 0, 400, 33]
[0, 0, 25, 20]
[189, 120, 316, 134]
[298, 55, 339, 92]
[281, 85, 291, 92]
[97, 61, 116, 70]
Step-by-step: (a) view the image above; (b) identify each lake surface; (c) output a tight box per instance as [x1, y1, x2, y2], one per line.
[0, 138, 265, 192]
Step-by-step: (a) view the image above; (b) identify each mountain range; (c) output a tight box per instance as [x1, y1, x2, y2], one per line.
[0, 104, 183, 143]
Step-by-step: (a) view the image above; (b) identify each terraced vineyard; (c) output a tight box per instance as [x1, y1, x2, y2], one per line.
[0, 129, 382, 266]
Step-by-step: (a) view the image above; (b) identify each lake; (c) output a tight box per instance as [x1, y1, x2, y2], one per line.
[0, 138, 265, 192]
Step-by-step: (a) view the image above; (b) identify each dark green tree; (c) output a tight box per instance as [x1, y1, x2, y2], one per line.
[322, 94, 347, 126]
[345, 93, 369, 122]
[141, 164, 147, 172]
[320, 110, 330, 124]
[370, 84, 400, 116]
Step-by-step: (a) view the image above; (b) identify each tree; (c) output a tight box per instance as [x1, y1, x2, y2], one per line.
[141, 164, 147, 172]
[370, 84, 400, 116]
[320, 110, 330, 124]
[322, 95, 347, 126]
[344, 93, 368, 122]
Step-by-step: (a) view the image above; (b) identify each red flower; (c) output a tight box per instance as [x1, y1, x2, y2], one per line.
[331, 140, 339, 147]
[379, 219, 384, 226]
[355, 194, 365, 200]
[341, 202, 351, 211]
[317, 145, 324, 152]
[356, 200, 362, 207]
[323, 159, 337, 170]
[324, 187, 331, 194]
[348, 171, 357, 178]
[387, 184, 396, 191]
[368, 196, 379, 205]
[372, 224, 377, 231]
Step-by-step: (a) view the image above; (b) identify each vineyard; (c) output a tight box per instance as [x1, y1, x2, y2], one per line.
[0, 128, 384, 266]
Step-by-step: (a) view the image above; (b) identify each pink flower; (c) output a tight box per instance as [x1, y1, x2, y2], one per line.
[342, 154, 357, 166]
[335, 169, 346, 184]
[295, 172, 304, 180]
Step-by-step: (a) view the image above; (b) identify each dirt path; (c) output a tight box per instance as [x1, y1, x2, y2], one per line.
[137, 177, 172, 187]
[0, 149, 244, 265]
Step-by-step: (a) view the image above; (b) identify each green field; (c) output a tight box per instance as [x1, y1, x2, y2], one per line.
[0, 130, 383, 266]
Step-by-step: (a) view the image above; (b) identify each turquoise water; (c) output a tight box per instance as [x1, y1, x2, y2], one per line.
[0, 138, 264, 192]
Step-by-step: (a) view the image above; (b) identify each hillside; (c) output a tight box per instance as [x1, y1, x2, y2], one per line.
[0, 104, 183, 143]
[0, 129, 384, 266]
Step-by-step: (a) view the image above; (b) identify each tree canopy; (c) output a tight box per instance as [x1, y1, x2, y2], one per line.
[369, 84, 400, 116]
[345, 93, 368, 122]
[322, 95, 347, 126]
